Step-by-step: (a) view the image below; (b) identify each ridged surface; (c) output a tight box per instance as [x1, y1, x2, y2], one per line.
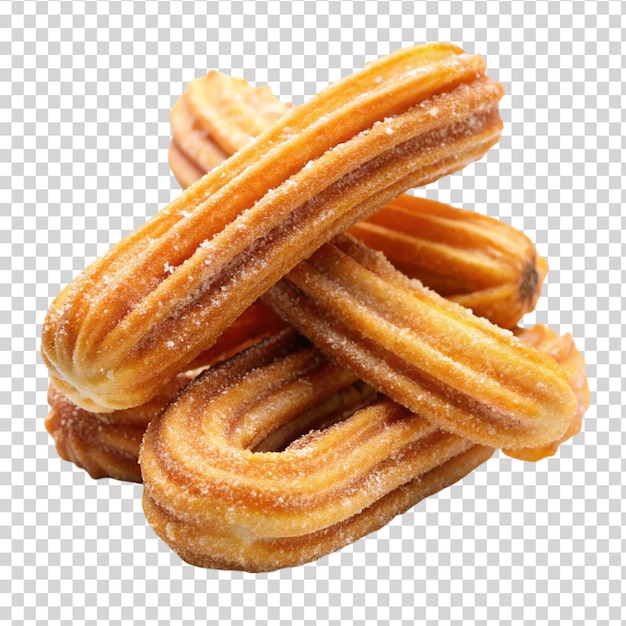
[263, 234, 578, 450]
[350, 196, 549, 329]
[169, 70, 290, 176]
[46, 379, 181, 483]
[45, 302, 286, 482]
[140, 328, 494, 571]
[41, 43, 504, 412]
[506, 324, 590, 460]
[169, 68, 545, 330]
[46, 307, 589, 482]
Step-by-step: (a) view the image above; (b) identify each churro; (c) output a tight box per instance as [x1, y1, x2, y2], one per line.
[169, 69, 546, 329]
[349, 196, 549, 329]
[42, 44, 504, 413]
[140, 328, 494, 571]
[505, 324, 589, 460]
[263, 234, 578, 450]
[45, 302, 286, 481]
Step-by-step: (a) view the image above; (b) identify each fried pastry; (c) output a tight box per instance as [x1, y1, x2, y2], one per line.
[178, 70, 290, 159]
[45, 301, 286, 482]
[168, 69, 292, 189]
[263, 234, 578, 450]
[46, 305, 586, 482]
[168, 140, 208, 191]
[505, 324, 589, 460]
[45, 375, 189, 483]
[349, 195, 549, 329]
[140, 328, 494, 571]
[169, 68, 546, 329]
[169, 70, 290, 180]
[169, 94, 227, 173]
[42, 43, 504, 413]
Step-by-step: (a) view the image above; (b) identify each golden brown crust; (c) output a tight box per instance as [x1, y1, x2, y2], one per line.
[169, 69, 291, 179]
[46, 317, 587, 481]
[504, 325, 590, 460]
[181, 70, 291, 157]
[169, 71, 291, 177]
[140, 328, 494, 571]
[168, 140, 207, 190]
[349, 195, 549, 329]
[45, 57, 584, 487]
[170, 92, 229, 172]
[44, 301, 286, 481]
[46, 381, 175, 483]
[42, 44, 503, 413]
[143, 444, 493, 572]
[262, 234, 578, 450]
[169, 68, 546, 330]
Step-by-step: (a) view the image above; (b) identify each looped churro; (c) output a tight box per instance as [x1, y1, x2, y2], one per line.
[42, 43, 504, 413]
[140, 328, 494, 571]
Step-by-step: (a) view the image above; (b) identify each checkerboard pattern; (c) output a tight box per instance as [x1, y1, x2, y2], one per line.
[3, 0, 624, 624]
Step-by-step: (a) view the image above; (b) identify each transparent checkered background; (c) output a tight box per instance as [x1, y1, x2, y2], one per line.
[2, 0, 624, 624]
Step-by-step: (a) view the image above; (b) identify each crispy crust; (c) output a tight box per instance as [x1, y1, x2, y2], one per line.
[263, 234, 578, 450]
[140, 329, 494, 571]
[170, 68, 546, 330]
[42, 44, 503, 412]
[505, 325, 589, 460]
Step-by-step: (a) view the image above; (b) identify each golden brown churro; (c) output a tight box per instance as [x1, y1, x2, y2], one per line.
[42, 48, 588, 572]
[168, 70, 292, 189]
[42, 44, 504, 413]
[349, 196, 549, 329]
[169, 71, 290, 179]
[45, 302, 286, 482]
[505, 324, 589, 460]
[140, 328, 494, 571]
[170, 69, 547, 330]
[263, 234, 577, 450]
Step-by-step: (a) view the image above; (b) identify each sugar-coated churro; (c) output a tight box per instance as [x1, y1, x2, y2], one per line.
[263, 234, 578, 450]
[169, 69, 545, 330]
[42, 44, 504, 413]
[505, 324, 589, 460]
[140, 328, 494, 571]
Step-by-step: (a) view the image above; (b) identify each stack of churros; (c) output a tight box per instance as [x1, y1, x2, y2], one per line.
[42, 44, 589, 572]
